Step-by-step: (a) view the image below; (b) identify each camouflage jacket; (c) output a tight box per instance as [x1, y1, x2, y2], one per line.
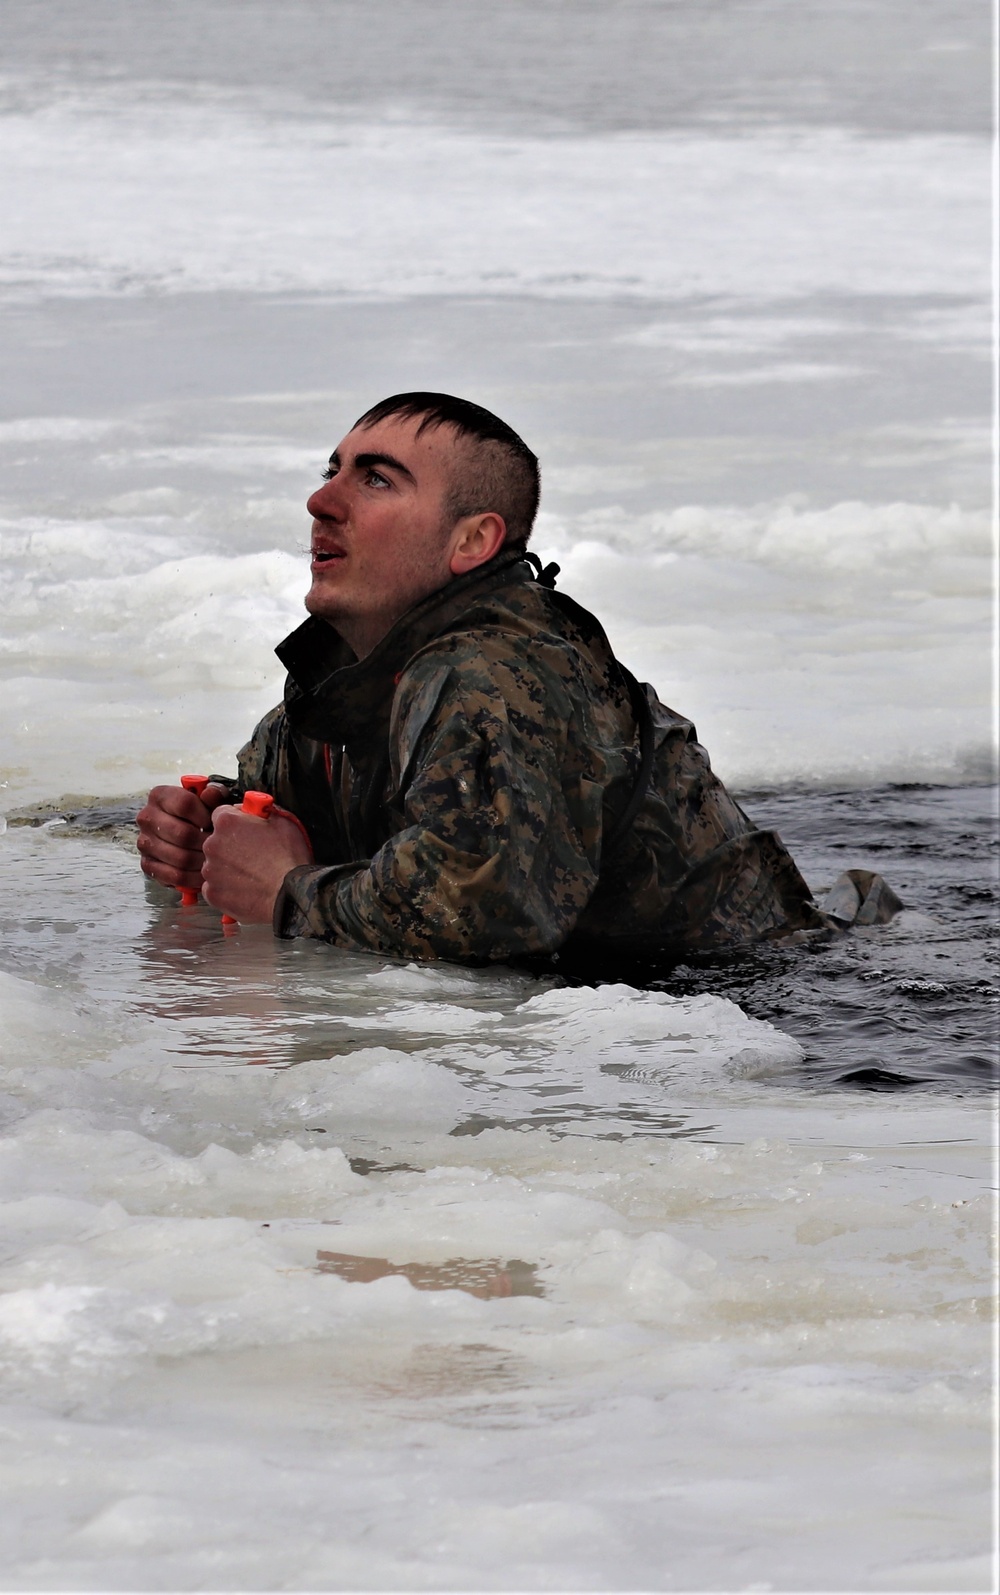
[231, 549, 824, 964]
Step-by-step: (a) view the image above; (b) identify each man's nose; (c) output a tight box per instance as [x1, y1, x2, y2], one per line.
[306, 478, 345, 520]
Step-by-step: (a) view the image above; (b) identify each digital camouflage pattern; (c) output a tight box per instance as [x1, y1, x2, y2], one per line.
[226, 549, 828, 964]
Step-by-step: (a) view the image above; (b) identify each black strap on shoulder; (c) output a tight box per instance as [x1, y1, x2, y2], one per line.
[603, 668, 656, 860]
[524, 554, 655, 863]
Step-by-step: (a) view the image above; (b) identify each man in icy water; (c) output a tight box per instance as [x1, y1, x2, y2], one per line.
[136, 391, 847, 967]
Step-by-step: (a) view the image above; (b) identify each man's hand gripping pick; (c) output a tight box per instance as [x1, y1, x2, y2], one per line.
[137, 784, 313, 923]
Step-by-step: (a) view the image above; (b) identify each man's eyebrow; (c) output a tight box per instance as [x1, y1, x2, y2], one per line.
[333, 449, 416, 484]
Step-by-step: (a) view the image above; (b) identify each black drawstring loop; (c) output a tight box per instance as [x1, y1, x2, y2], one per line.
[523, 551, 561, 589]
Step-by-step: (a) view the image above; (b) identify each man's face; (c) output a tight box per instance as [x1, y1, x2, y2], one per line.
[304, 414, 462, 657]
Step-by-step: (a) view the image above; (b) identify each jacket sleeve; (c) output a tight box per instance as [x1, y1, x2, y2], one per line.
[272, 652, 605, 962]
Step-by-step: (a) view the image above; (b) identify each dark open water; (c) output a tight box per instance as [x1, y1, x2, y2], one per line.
[656, 783, 999, 1091]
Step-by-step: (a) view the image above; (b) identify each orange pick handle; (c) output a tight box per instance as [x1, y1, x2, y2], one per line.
[221, 790, 275, 925]
[178, 774, 211, 905]
[241, 791, 275, 819]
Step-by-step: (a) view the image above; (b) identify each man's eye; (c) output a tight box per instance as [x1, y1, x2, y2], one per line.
[366, 468, 390, 488]
[320, 463, 338, 481]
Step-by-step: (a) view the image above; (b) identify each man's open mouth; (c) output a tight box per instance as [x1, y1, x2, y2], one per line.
[311, 549, 345, 563]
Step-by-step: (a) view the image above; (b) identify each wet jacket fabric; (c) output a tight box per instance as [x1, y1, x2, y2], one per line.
[231, 549, 825, 964]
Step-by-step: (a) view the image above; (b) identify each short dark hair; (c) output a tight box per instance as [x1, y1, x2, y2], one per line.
[353, 391, 540, 547]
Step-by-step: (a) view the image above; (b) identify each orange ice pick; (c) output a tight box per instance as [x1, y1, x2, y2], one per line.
[221, 790, 275, 925]
[178, 775, 210, 905]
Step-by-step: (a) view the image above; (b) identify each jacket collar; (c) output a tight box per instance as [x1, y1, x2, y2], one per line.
[275, 546, 532, 748]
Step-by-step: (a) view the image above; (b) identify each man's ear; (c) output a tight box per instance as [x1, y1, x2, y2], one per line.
[448, 512, 507, 576]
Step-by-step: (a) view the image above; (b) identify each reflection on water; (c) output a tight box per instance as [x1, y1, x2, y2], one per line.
[316, 1251, 544, 1300]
